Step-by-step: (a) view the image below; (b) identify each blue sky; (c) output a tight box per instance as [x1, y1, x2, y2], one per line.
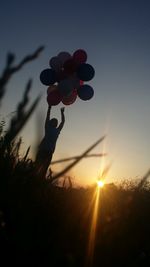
[1, 0, 150, 185]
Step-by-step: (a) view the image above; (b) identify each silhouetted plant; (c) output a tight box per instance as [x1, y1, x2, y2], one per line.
[0, 46, 44, 104]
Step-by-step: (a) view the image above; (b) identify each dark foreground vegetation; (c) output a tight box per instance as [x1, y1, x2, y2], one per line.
[0, 48, 150, 267]
[1, 167, 150, 267]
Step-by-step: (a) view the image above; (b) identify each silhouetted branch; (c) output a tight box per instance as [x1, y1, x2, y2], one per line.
[11, 46, 44, 73]
[23, 146, 31, 162]
[0, 46, 44, 104]
[51, 135, 106, 182]
[137, 169, 150, 190]
[51, 153, 107, 165]
[2, 80, 41, 149]
[62, 176, 73, 189]
[99, 162, 112, 179]
[0, 119, 5, 137]
[11, 137, 22, 159]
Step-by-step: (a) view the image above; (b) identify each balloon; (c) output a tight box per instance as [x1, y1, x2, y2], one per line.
[49, 56, 62, 72]
[77, 63, 95, 81]
[57, 51, 71, 65]
[58, 79, 74, 96]
[62, 89, 77, 105]
[77, 85, 94, 101]
[69, 74, 80, 89]
[47, 89, 62, 106]
[63, 58, 78, 75]
[40, 69, 56, 85]
[73, 49, 87, 64]
[56, 70, 67, 82]
[40, 49, 95, 105]
[47, 85, 58, 95]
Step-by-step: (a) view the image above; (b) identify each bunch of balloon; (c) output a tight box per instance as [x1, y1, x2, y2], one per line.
[39, 49, 95, 106]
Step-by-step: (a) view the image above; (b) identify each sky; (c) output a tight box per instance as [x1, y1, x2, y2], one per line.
[0, 0, 150, 186]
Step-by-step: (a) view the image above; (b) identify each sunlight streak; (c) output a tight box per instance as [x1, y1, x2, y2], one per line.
[85, 136, 111, 266]
[86, 185, 101, 267]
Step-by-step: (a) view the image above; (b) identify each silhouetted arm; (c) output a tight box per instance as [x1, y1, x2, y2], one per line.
[57, 107, 65, 132]
[45, 105, 51, 130]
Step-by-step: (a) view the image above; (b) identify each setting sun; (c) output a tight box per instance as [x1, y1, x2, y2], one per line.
[97, 180, 105, 188]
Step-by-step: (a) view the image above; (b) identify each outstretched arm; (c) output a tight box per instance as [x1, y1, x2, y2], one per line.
[45, 105, 51, 129]
[58, 107, 65, 132]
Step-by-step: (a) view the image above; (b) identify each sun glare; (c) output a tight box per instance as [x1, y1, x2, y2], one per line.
[97, 180, 105, 188]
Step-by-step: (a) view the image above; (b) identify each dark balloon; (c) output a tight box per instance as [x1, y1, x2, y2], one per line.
[77, 85, 94, 101]
[77, 63, 95, 81]
[57, 51, 71, 65]
[73, 49, 87, 64]
[40, 69, 56, 85]
[58, 79, 74, 96]
[49, 56, 62, 72]
[69, 73, 80, 89]
[56, 70, 67, 82]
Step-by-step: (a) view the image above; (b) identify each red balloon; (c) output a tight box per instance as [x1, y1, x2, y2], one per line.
[56, 70, 67, 82]
[69, 73, 80, 89]
[62, 89, 77, 105]
[47, 85, 58, 95]
[63, 58, 78, 75]
[80, 80, 84, 86]
[47, 89, 62, 106]
[73, 49, 87, 64]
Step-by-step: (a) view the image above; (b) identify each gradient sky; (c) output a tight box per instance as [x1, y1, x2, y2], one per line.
[1, 0, 150, 186]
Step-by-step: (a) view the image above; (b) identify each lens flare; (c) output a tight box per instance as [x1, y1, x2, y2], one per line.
[97, 180, 105, 188]
[86, 186, 101, 267]
[86, 136, 111, 266]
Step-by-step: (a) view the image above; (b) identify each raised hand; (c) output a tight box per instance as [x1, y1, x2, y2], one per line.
[61, 107, 65, 113]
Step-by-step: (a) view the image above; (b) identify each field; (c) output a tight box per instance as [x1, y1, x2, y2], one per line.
[0, 48, 150, 267]
[1, 170, 150, 266]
